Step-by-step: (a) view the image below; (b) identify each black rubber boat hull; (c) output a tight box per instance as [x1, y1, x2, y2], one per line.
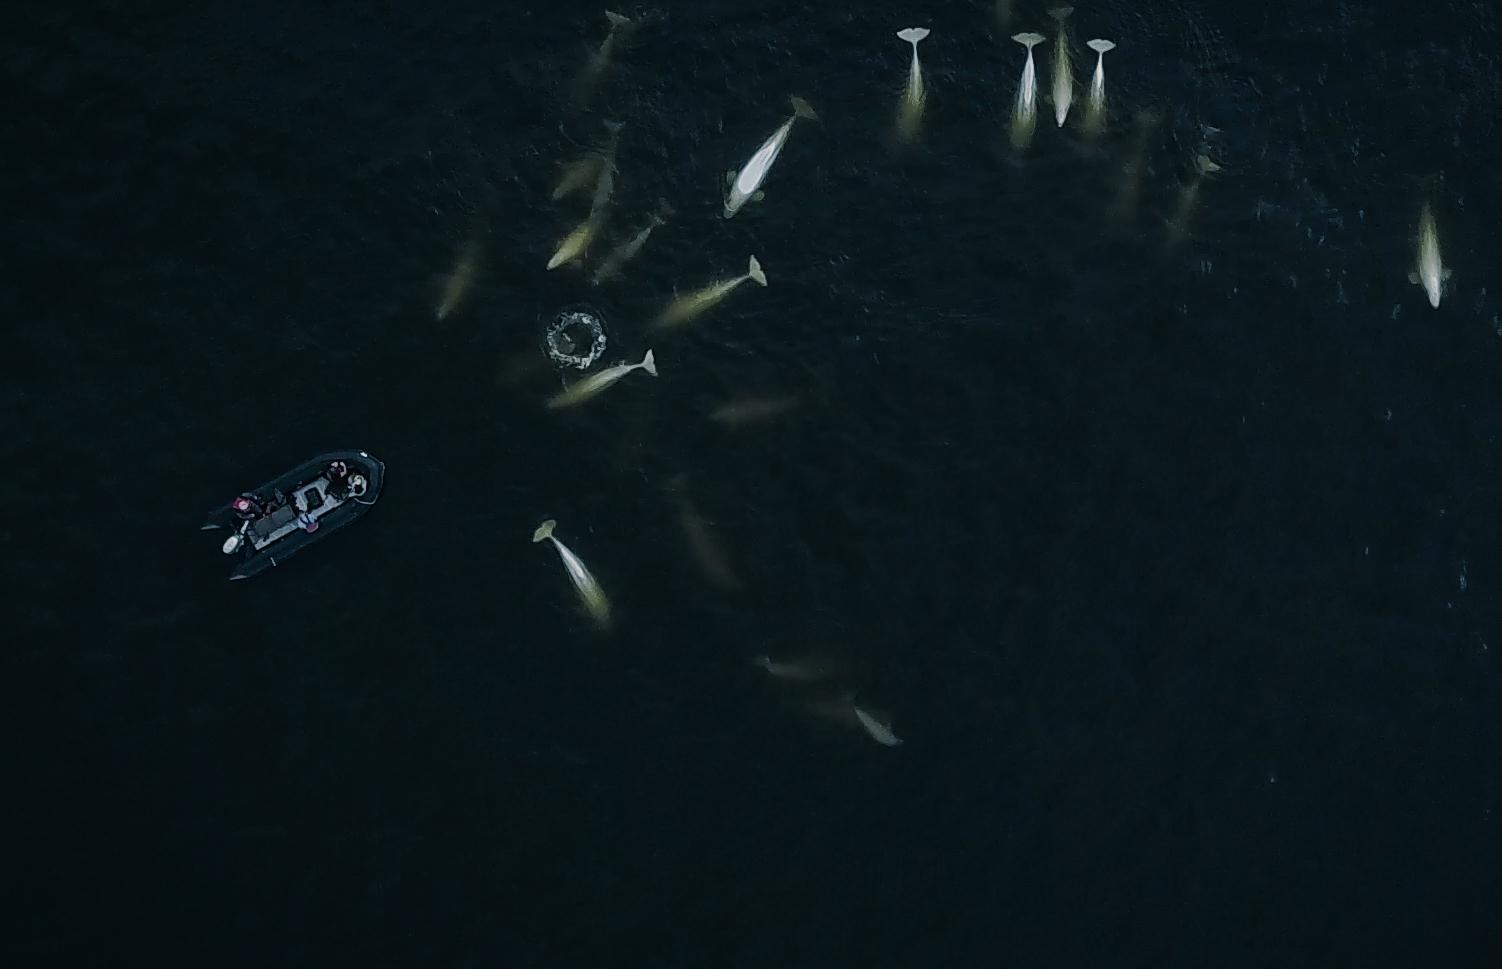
[202, 450, 385, 580]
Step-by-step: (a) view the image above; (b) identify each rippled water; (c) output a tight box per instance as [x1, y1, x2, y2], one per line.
[10, 0, 1501, 964]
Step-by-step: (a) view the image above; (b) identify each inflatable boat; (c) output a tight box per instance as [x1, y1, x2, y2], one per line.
[202, 450, 385, 580]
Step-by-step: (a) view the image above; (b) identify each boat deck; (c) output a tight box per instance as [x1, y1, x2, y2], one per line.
[247, 477, 347, 550]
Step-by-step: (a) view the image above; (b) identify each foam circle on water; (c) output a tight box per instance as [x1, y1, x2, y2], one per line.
[543, 307, 609, 371]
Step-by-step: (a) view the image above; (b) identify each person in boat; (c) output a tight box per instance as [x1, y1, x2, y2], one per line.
[327, 460, 350, 500]
[297, 510, 319, 534]
[348, 473, 367, 499]
[232, 494, 262, 520]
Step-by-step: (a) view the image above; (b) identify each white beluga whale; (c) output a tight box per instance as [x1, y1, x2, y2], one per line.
[1010, 32, 1045, 151]
[723, 97, 818, 219]
[852, 702, 904, 747]
[546, 124, 624, 270]
[1048, 7, 1074, 127]
[532, 519, 612, 631]
[1167, 153, 1222, 247]
[809, 695, 905, 747]
[1410, 200, 1451, 308]
[587, 121, 625, 218]
[751, 653, 837, 682]
[895, 27, 931, 143]
[1082, 39, 1116, 137]
[545, 210, 607, 271]
[435, 239, 480, 321]
[652, 255, 768, 330]
[546, 349, 657, 410]
[708, 393, 801, 428]
[591, 199, 672, 285]
[551, 153, 604, 202]
[665, 475, 743, 593]
[573, 10, 635, 108]
[551, 120, 623, 203]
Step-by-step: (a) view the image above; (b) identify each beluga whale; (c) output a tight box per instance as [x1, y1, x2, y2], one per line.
[723, 97, 818, 219]
[1048, 7, 1074, 127]
[532, 519, 612, 631]
[1410, 200, 1451, 309]
[894, 27, 932, 144]
[573, 10, 635, 108]
[1009, 32, 1045, 151]
[546, 349, 657, 410]
[1167, 153, 1222, 247]
[652, 256, 768, 330]
[435, 239, 480, 321]
[591, 199, 673, 285]
[1082, 39, 1116, 137]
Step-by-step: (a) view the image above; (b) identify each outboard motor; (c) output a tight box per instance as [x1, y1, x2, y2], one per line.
[222, 532, 243, 554]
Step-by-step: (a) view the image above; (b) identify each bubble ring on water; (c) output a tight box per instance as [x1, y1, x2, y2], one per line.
[542, 306, 609, 371]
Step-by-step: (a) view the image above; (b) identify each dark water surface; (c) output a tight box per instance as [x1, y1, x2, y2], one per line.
[9, 0, 1502, 965]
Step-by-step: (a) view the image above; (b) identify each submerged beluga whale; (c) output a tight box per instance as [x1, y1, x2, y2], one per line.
[1048, 6, 1075, 127]
[1410, 200, 1451, 309]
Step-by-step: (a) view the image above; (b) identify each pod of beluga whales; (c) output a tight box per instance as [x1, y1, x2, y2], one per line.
[438, 6, 1462, 748]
